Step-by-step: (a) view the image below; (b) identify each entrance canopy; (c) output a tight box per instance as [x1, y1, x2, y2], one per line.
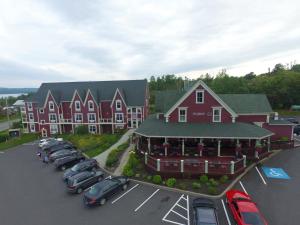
[135, 115, 273, 139]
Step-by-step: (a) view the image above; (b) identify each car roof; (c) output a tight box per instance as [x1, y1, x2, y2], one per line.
[196, 207, 217, 224]
[236, 200, 258, 213]
[71, 171, 92, 180]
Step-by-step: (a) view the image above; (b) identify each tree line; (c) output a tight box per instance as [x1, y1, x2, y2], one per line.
[149, 63, 300, 109]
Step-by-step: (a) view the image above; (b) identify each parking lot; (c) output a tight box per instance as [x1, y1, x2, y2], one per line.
[0, 143, 299, 225]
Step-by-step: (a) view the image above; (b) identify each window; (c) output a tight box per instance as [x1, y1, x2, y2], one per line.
[27, 102, 33, 111]
[137, 108, 142, 114]
[30, 124, 35, 132]
[39, 108, 44, 114]
[21, 107, 26, 112]
[75, 101, 81, 111]
[75, 113, 82, 122]
[28, 113, 34, 121]
[115, 113, 124, 123]
[41, 120, 45, 124]
[88, 113, 96, 122]
[196, 90, 204, 104]
[88, 125, 97, 134]
[213, 108, 221, 122]
[127, 108, 131, 114]
[116, 100, 122, 111]
[132, 107, 136, 113]
[49, 101, 54, 111]
[49, 114, 57, 123]
[88, 100, 94, 111]
[178, 108, 187, 122]
[50, 125, 58, 134]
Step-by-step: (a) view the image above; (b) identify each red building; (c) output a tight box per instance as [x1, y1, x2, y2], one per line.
[22, 80, 149, 137]
[134, 80, 295, 177]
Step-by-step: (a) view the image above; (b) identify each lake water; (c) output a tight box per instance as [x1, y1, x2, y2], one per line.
[0, 93, 26, 98]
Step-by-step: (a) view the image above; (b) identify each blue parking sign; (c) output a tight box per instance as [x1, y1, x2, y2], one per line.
[262, 167, 290, 179]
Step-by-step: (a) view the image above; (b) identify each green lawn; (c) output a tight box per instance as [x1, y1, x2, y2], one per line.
[0, 133, 39, 151]
[60, 133, 122, 158]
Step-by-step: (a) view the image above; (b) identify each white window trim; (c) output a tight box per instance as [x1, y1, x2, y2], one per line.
[75, 113, 83, 122]
[88, 125, 97, 134]
[178, 107, 187, 123]
[213, 107, 222, 122]
[196, 90, 204, 104]
[49, 101, 55, 112]
[39, 108, 44, 114]
[88, 100, 94, 111]
[75, 100, 81, 111]
[28, 103, 33, 111]
[28, 113, 34, 122]
[116, 100, 122, 111]
[115, 113, 124, 123]
[88, 113, 96, 123]
[30, 124, 35, 132]
[49, 113, 57, 123]
[50, 124, 58, 134]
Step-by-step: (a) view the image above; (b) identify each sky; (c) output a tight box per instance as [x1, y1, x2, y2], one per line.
[0, 0, 299, 88]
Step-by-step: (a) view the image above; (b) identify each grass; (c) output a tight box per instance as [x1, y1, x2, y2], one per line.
[0, 133, 39, 151]
[0, 114, 20, 122]
[106, 141, 130, 168]
[275, 109, 300, 116]
[59, 133, 122, 158]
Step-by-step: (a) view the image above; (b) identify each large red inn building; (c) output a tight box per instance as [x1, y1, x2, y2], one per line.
[22, 80, 149, 137]
[134, 80, 295, 177]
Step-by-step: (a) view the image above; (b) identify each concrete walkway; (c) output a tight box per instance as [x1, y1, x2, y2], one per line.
[94, 129, 135, 168]
[114, 143, 134, 176]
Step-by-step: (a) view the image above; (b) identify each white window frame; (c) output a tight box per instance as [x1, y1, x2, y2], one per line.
[88, 125, 97, 134]
[196, 90, 204, 104]
[116, 100, 122, 111]
[30, 123, 35, 132]
[39, 108, 44, 114]
[49, 113, 57, 123]
[50, 124, 58, 134]
[213, 107, 222, 122]
[75, 101, 81, 111]
[28, 113, 34, 122]
[27, 102, 33, 111]
[178, 107, 187, 122]
[115, 113, 124, 123]
[49, 101, 55, 111]
[75, 113, 82, 122]
[88, 113, 96, 123]
[88, 100, 94, 111]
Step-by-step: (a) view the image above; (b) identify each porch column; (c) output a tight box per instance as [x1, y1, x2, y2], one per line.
[136, 136, 140, 150]
[217, 140, 221, 156]
[181, 139, 185, 156]
[164, 137, 168, 156]
[198, 138, 203, 157]
[267, 137, 271, 152]
[147, 138, 151, 153]
[145, 152, 148, 164]
[157, 158, 160, 171]
[230, 161, 235, 174]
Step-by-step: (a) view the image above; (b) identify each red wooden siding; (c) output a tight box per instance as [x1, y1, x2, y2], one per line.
[236, 115, 267, 123]
[101, 101, 112, 119]
[263, 123, 294, 141]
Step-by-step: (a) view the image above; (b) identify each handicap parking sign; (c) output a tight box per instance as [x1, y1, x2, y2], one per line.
[262, 167, 290, 179]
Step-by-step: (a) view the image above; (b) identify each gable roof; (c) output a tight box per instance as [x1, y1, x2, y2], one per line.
[219, 94, 273, 114]
[27, 79, 147, 108]
[155, 90, 186, 113]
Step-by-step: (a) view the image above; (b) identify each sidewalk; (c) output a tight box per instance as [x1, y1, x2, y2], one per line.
[93, 129, 135, 168]
[114, 143, 134, 176]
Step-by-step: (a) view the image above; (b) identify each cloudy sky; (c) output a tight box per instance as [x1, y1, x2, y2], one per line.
[0, 0, 300, 87]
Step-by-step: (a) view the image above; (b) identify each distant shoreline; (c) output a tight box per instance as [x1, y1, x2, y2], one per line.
[0, 93, 27, 98]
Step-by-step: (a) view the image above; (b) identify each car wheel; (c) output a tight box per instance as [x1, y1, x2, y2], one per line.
[122, 184, 128, 191]
[100, 198, 106, 205]
[77, 188, 83, 194]
[61, 166, 66, 171]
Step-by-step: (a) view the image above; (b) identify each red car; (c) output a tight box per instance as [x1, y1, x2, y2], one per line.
[225, 190, 267, 225]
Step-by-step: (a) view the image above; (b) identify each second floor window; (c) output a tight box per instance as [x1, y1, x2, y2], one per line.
[196, 90, 204, 104]
[29, 113, 34, 121]
[115, 113, 123, 123]
[116, 100, 122, 111]
[88, 100, 94, 111]
[49, 101, 54, 111]
[75, 114, 82, 122]
[178, 108, 187, 122]
[213, 108, 221, 122]
[75, 101, 81, 111]
[27, 102, 33, 111]
[49, 114, 57, 122]
[88, 113, 96, 122]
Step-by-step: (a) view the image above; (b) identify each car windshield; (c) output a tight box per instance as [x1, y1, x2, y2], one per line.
[196, 208, 217, 225]
[71, 164, 80, 172]
[241, 212, 264, 225]
[88, 184, 100, 195]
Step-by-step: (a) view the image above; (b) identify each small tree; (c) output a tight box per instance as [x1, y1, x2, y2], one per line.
[200, 175, 209, 184]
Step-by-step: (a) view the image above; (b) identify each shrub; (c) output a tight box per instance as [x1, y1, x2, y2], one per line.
[208, 186, 218, 195]
[209, 178, 219, 187]
[74, 125, 89, 135]
[123, 165, 134, 177]
[166, 178, 176, 187]
[146, 175, 152, 181]
[280, 136, 289, 141]
[12, 121, 22, 129]
[192, 182, 201, 189]
[0, 133, 9, 143]
[200, 175, 209, 184]
[105, 149, 119, 167]
[219, 175, 229, 184]
[152, 175, 162, 184]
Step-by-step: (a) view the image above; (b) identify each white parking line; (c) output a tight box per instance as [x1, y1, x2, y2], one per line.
[221, 199, 232, 225]
[112, 184, 139, 204]
[0, 151, 4, 154]
[239, 181, 248, 194]
[255, 166, 267, 185]
[134, 189, 160, 212]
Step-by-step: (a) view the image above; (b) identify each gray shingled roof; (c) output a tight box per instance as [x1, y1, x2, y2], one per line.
[28, 79, 147, 107]
[135, 115, 273, 138]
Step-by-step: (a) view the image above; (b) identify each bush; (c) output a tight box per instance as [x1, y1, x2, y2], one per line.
[280, 136, 289, 141]
[152, 175, 162, 184]
[122, 152, 140, 177]
[74, 125, 89, 135]
[123, 165, 134, 177]
[219, 175, 229, 184]
[166, 178, 176, 187]
[192, 182, 201, 189]
[200, 175, 209, 184]
[105, 150, 119, 167]
[146, 175, 152, 181]
[0, 133, 9, 143]
[208, 186, 218, 195]
[12, 121, 22, 129]
[209, 179, 219, 187]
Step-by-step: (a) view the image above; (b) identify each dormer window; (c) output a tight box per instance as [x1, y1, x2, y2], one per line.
[178, 107, 187, 122]
[75, 101, 81, 111]
[116, 100, 122, 111]
[213, 107, 221, 122]
[196, 90, 204, 104]
[39, 108, 44, 114]
[49, 101, 54, 111]
[88, 100, 94, 111]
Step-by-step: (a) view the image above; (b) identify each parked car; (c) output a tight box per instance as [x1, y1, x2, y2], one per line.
[294, 125, 300, 135]
[281, 117, 299, 124]
[49, 149, 77, 162]
[63, 159, 99, 181]
[83, 176, 129, 206]
[66, 170, 104, 194]
[54, 154, 85, 171]
[226, 190, 268, 225]
[45, 143, 75, 155]
[41, 139, 64, 150]
[192, 198, 219, 225]
[39, 138, 55, 148]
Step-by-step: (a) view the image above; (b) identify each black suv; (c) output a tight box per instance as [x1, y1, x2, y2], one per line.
[45, 143, 74, 155]
[63, 159, 99, 181]
[66, 171, 104, 194]
[49, 149, 77, 162]
[54, 154, 85, 171]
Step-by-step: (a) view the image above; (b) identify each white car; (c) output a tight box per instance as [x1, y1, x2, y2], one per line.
[39, 138, 62, 148]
